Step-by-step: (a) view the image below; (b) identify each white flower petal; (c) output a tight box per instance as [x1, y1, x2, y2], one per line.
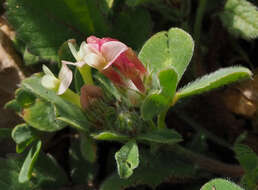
[68, 42, 79, 61]
[61, 60, 86, 68]
[77, 41, 96, 59]
[58, 64, 73, 95]
[101, 41, 128, 69]
[41, 74, 59, 91]
[42, 65, 55, 76]
[83, 53, 106, 70]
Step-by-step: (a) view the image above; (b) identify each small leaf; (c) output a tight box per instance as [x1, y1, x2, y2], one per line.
[137, 128, 182, 144]
[0, 157, 33, 190]
[15, 89, 36, 108]
[16, 139, 36, 154]
[80, 133, 97, 163]
[139, 27, 194, 83]
[21, 75, 89, 131]
[19, 140, 42, 183]
[126, 0, 152, 7]
[0, 128, 12, 141]
[101, 150, 198, 190]
[201, 178, 244, 190]
[115, 140, 139, 179]
[69, 140, 97, 184]
[234, 144, 258, 189]
[234, 144, 258, 172]
[11, 123, 36, 144]
[0, 153, 68, 189]
[11, 123, 37, 153]
[141, 68, 178, 120]
[141, 93, 168, 120]
[4, 99, 22, 113]
[241, 168, 258, 190]
[33, 153, 69, 188]
[139, 27, 194, 119]
[6, 0, 109, 61]
[23, 99, 66, 132]
[220, 0, 258, 40]
[91, 131, 129, 142]
[176, 66, 252, 101]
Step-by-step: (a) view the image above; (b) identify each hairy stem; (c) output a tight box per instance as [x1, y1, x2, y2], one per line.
[157, 108, 168, 128]
[174, 111, 233, 150]
[78, 65, 94, 85]
[60, 89, 81, 108]
[169, 145, 244, 177]
[194, 0, 207, 42]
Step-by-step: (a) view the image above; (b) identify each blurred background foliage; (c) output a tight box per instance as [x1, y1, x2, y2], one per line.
[1, 0, 258, 189]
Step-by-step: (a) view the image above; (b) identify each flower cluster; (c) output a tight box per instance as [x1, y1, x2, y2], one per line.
[41, 36, 147, 107]
[63, 36, 146, 92]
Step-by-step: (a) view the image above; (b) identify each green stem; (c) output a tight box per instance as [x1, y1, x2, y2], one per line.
[168, 145, 244, 177]
[157, 108, 168, 128]
[60, 89, 81, 108]
[78, 65, 94, 85]
[194, 0, 207, 42]
[175, 111, 232, 150]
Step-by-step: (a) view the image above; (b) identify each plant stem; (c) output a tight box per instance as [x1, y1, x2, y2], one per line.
[78, 65, 94, 85]
[175, 111, 233, 150]
[158, 108, 168, 128]
[169, 145, 244, 177]
[194, 0, 207, 42]
[60, 89, 81, 108]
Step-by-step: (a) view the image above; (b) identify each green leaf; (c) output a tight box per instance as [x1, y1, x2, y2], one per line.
[234, 144, 258, 172]
[105, 0, 114, 8]
[21, 74, 89, 131]
[137, 128, 182, 144]
[126, 0, 154, 7]
[32, 153, 69, 188]
[141, 68, 178, 120]
[141, 94, 168, 120]
[23, 47, 41, 66]
[6, 0, 109, 61]
[80, 133, 97, 163]
[201, 178, 244, 190]
[241, 168, 258, 190]
[220, 0, 258, 40]
[91, 131, 130, 142]
[234, 144, 258, 189]
[0, 128, 12, 141]
[23, 99, 66, 132]
[19, 140, 42, 183]
[69, 139, 97, 185]
[15, 89, 36, 108]
[139, 27, 194, 120]
[139, 27, 194, 83]
[101, 150, 198, 190]
[16, 139, 35, 154]
[113, 8, 152, 50]
[0, 157, 33, 190]
[4, 99, 22, 113]
[11, 123, 36, 144]
[176, 66, 252, 101]
[115, 140, 139, 179]
[12, 123, 37, 153]
[0, 153, 68, 189]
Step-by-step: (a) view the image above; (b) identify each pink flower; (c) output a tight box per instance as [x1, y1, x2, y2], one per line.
[86, 36, 147, 92]
[63, 36, 147, 93]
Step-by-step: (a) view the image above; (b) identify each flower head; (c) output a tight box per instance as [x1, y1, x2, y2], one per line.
[41, 64, 72, 95]
[63, 36, 147, 93]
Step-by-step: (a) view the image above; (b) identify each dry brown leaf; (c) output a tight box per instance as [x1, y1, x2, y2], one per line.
[222, 71, 258, 118]
[0, 23, 24, 129]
